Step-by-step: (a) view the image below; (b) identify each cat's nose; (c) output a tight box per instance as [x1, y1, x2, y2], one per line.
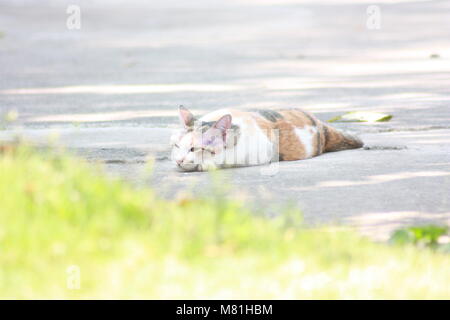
[176, 159, 183, 165]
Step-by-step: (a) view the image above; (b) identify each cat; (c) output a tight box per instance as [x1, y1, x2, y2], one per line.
[171, 106, 363, 171]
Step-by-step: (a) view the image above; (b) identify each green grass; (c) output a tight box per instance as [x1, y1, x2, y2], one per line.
[390, 225, 449, 252]
[1, 145, 450, 299]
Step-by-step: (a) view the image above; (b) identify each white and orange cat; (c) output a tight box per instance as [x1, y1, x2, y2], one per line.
[171, 106, 363, 171]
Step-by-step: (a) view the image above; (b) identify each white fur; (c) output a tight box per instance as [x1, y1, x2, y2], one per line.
[294, 126, 316, 158]
[223, 119, 274, 167]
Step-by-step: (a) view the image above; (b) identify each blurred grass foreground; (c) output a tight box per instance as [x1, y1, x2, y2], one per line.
[1, 144, 450, 299]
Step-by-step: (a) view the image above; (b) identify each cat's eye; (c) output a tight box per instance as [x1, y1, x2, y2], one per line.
[189, 147, 215, 154]
[174, 143, 179, 148]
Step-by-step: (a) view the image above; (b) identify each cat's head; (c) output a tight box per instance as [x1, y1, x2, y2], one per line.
[170, 106, 233, 171]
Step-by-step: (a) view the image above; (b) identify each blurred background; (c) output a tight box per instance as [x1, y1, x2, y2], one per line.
[2, 0, 450, 128]
[1, 0, 450, 299]
[2, 0, 449, 236]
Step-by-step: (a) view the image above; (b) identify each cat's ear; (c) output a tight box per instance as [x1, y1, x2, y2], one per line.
[213, 114, 232, 140]
[178, 105, 195, 128]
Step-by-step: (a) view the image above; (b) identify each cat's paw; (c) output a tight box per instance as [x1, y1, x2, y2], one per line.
[198, 162, 218, 172]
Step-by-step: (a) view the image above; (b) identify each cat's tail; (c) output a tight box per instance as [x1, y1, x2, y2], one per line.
[322, 124, 364, 152]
